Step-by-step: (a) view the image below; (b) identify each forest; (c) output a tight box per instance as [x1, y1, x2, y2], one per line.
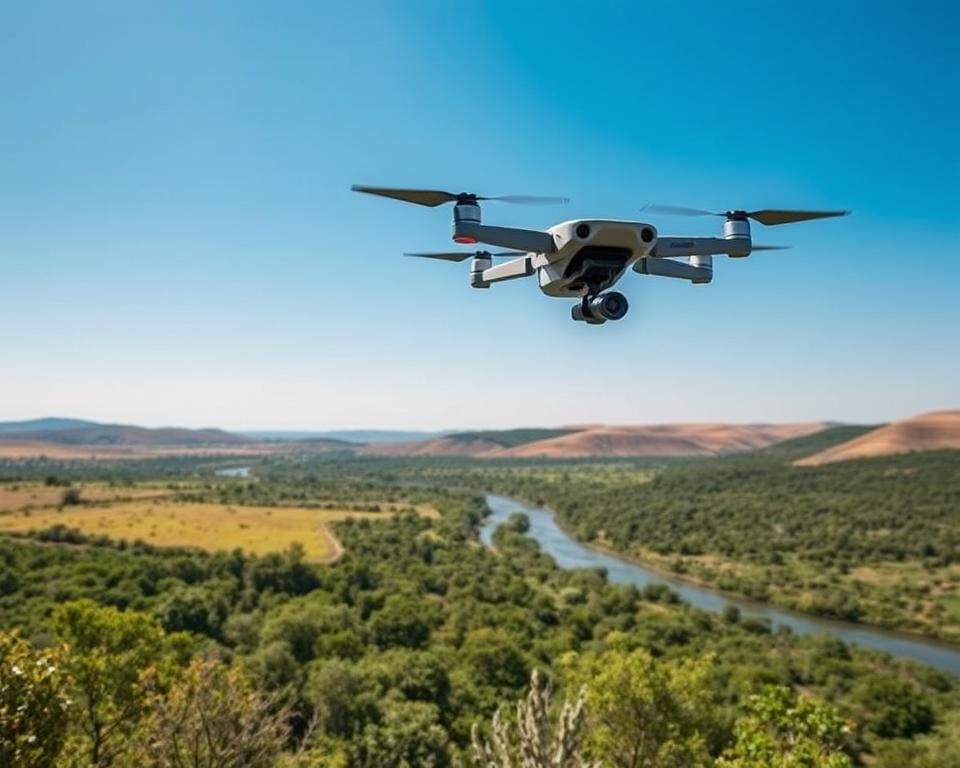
[1, 450, 959, 766]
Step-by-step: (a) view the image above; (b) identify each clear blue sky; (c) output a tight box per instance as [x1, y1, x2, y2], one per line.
[1, 1, 957, 430]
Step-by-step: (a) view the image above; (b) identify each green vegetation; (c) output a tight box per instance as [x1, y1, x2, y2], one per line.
[0, 453, 958, 765]
[716, 685, 853, 768]
[446, 428, 580, 447]
[396, 436, 960, 641]
[0, 632, 70, 767]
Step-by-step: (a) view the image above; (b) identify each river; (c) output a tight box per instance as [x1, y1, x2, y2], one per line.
[480, 494, 960, 676]
[215, 467, 250, 478]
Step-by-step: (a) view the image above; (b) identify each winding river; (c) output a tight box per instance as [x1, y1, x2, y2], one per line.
[480, 494, 960, 676]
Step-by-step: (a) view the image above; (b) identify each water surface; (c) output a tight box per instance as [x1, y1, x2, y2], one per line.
[215, 467, 250, 478]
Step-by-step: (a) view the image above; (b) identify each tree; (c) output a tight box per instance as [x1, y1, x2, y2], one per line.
[717, 685, 852, 768]
[462, 628, 530, 691]
[305, 660, 369, 737]
[356, 695, 451, 768]
[504, 513, 531, 534]
[369, 596, 433, 649]
[0, 631, 70, 768]
[874, 710, 960, 768]
[135, 655, 290, 768]
[563, 644, 718, 768]
[54, 600, 173, 766]
[722, 605, 741, 624]
[851, 676, 935, 738]
[61, 487, 82, 506]
[471, 669, 598, 768]
[155, 586, 221, 636]
[260, 600, 359, 664]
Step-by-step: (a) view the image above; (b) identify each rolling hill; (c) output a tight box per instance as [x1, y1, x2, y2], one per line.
[13, 413, 957, 462]
[361, 422, 830, 459]
[0, 418, 249, 447]
[796, 410, 960, 465]
[0, 418, 100, 434]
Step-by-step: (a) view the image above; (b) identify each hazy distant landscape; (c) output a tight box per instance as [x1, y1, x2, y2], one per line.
[1, 410, 956, 461]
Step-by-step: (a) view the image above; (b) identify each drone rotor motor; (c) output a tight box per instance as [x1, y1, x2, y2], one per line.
[723, 214, 752, 258]
[470, 252, 492, 289]
[453, 200, 482, 244]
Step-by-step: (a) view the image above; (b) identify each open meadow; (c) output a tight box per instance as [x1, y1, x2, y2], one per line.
[0, 490, 438, 562]
[0, 481, 172, 510]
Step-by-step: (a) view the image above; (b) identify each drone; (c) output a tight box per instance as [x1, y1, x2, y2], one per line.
[352, 185, 849, 324]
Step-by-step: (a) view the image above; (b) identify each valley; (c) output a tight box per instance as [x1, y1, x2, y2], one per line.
[1, 412, 958, 765]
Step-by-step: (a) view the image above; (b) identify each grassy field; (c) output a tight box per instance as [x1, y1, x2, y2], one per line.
[0, 482, 172, 511]
[0, 499, 436, 562]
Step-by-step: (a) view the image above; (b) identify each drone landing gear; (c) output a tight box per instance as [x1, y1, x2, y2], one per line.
[571, 291, 629, 325]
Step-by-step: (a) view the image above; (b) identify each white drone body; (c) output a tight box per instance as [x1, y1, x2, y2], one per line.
[353, 185, 848, 324]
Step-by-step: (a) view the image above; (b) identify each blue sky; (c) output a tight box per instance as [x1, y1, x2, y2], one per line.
[1, 1, 957, 430]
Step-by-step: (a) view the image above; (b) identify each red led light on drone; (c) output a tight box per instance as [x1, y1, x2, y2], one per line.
[454, 235, 478, 244]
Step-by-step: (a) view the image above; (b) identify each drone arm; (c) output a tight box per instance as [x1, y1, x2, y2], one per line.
[635, 256, 713, 284]
[482, 256, 535, 284]
[653, 236, 748, 258]
[456, 222, 556, 254]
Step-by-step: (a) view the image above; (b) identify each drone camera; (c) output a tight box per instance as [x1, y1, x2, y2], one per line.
[571, 291, 629, 324]
[575, 223, 591, 239]
[641, 227, 655, 243]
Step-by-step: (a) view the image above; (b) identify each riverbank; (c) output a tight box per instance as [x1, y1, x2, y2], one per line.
[479, 485, 960, 646]
[481, 494, 960, 676]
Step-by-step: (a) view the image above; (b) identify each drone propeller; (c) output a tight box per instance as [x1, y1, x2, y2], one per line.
[750, 244, 791, 251]
[403, 250, 526, 262]
[642, 204, 849, 226]
[353, 185, 569, 208]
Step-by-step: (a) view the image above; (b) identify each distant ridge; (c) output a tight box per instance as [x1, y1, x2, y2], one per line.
[796, 410, 960, 465]
[242, 429, 444, 444]
[13, 414, 955, 462]
[0, 418, 248, 446]
[0, 418, 100, 434]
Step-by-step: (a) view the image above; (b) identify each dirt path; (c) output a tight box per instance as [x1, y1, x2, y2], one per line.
[316, 523, 345, 564]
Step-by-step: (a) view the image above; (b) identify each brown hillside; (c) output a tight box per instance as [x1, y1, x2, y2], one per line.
[796, 410, 960, 466]
[363, 422, 828, 459]
[0, 442, 136, 459]
[500, 423, 827, 459]
[359, 436, 505, 458]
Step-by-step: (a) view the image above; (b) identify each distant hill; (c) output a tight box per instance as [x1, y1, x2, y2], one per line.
[0, 418, 100, 434]
[447, 428, 579, 448]
[499, 423, 829, 459]
[359, 435, 505, 457]
[242, 429, 444, 444]
[0, 419, 249, 446]
[362, 423, 829, 459]
[796, 410, 960, 466]
[754, 424, 874, 459]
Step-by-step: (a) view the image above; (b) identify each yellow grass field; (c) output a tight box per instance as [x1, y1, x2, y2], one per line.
[0, 500, 436, 562]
